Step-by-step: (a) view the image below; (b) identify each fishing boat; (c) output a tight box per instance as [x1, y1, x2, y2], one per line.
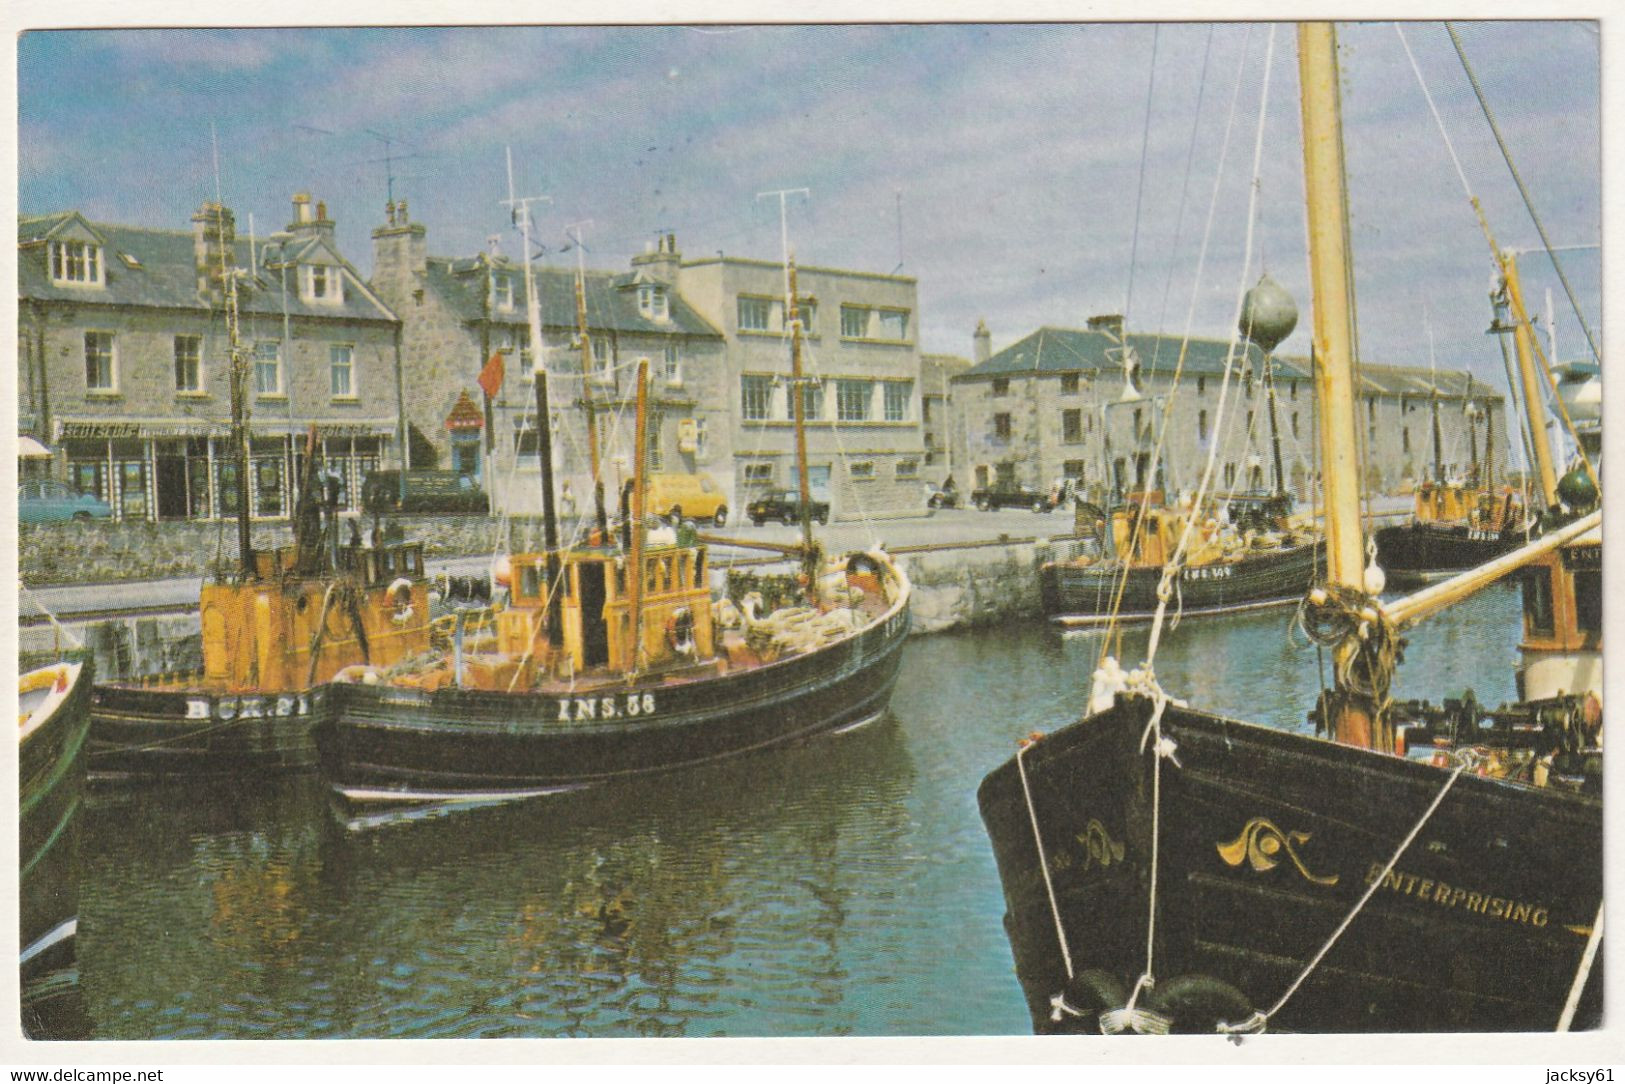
[978, 23, 1601, 1034]
[315, 200, 911, 802]
[86, 204, 431, 782]
[1041, 287, 1322, 627]
[20, 658, 93, 1038]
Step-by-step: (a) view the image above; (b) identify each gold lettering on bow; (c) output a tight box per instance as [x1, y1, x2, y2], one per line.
[1217, 817, 1339, 886]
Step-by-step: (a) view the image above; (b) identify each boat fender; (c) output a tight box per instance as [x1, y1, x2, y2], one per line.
[1144, 974, 1255, 1034]
[1044, 969, 1128, 1035]
[333, 664, 383, 685]
[666, 607, 697, 656]
[387, 578, 415, 626]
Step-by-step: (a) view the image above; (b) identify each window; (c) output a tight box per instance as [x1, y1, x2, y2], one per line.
[1062, 409, 1083, 443]
[1574, 570, 1601, 635]
[592, 338, 611, 380]
[330, 344, 355, 398]
[51, 240, 103, 285]
[796, 381, 823, 421]
[837, 380, 872, 422]
[1224, 462, 1237, 488]
[647, 410, 664, 471]
[1402, 428, 1411, 453]
[742, 374, 773, 421]
[1292, 412, 1301, 439]
[303, 264, 342, 303]
[493, 276, 514, 311]
[884, 381, 912, 422]
[849, 461, 876, 481]
[994, 413, 1012, 440]
[992, 377, 1010, 397]
[1522, 566, 1555, 637]
[254, 341, 282, 396]
[638, 284, 668, 321]
[743, 462, 774, 483]
[1198, 409, 1209, 442]
[922, 399, 934, 423]
[841, 305, 869, 338]
[1246, 409, 1255, 433]
[876, 310, 909, 341]
[1061, 373, 1080, 394]
[663, 345, 682, 385]
[1063, 459, 1086, 480]
[797, 301, 817, 335]
[1290, 380, 1298, 400]
[174, 335, 202, 393]
[1197, 376, 1207, 396]
[895, 459, 920, 480]
[739, 296, 771, 331]
[84, 332, 115, 391]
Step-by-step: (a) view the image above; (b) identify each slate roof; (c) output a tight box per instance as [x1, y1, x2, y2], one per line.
[423, 255, 723, 340]
[958, 325, 1501, 399]
[18, 211, 397, 324]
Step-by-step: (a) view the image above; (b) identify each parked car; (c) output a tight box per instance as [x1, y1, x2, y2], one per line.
[18, 480, 113, 523]
[925, 483, 960, 510]
[645, 472, 728, 528]
[970, 482, 1059, 513]
[361, 470, 490, 515]
[748, 490, 831, 527]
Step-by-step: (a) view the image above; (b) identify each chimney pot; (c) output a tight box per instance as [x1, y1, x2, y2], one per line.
[316, 200, 327, 221]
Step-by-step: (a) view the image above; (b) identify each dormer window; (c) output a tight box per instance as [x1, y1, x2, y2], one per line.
[50, 240, 104, 286]
[494, 276, 514, 311]
[638, 283, 668, 322]
[302, 264, 343, 304]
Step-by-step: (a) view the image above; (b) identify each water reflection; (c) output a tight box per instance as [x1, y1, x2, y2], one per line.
[68, 586, 1521, 1039]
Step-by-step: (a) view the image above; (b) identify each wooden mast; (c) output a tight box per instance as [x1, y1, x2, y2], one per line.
[1299, 22, 1389, 751]
[219, 210, 254, 580]
[573, 239, 609, 536]
[1500, 251, 1560, 507]
[787, 257, 818, 584]
[626, 358, 650, 672]
[512, 188, 563, 648]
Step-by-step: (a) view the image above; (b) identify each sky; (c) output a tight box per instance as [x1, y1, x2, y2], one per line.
[16, 21, 1603, 389]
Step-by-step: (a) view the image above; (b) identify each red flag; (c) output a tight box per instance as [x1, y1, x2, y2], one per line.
[477, 352, 505, 399]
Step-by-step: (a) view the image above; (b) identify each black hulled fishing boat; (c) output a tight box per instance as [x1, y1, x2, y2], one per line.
[980, 23, 1601, 1034]
[87, 205, 430, 782]
[316, 215, 912, 802]
[1041, 292, 1323, 627]
[19, 658, 94, 1037]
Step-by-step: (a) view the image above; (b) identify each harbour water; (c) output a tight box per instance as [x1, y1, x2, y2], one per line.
[73, 584, 1524, 1039]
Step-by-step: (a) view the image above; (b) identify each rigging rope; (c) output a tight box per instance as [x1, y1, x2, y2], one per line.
[1443, 22, 1602, 369]
[1015, 740, 1075, 982]
[1121, 25, 1161, 331]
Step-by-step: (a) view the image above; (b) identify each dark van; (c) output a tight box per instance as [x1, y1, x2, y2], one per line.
[361, 470, 490, 515]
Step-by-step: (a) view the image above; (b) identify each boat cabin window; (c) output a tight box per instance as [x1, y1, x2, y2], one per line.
[1574, 570, 1601, 635]
[695, 549, 706, 581]
[520, 563, 543, 601]
[1522, 566, 1555, 637]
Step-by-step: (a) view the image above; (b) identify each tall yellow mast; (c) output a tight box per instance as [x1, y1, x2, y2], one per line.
[1299, 22, 1390, 752]
[1499, 251, 1560, 507]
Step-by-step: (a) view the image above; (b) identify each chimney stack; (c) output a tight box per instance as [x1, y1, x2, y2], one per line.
[191, 202, 237, 297]
[288, 192, 336, 242]
[973, 319, 991, 364]
[371, 198, 428, 283]
[631, 230, 681, 285]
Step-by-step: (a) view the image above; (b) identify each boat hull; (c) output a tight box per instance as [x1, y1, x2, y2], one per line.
[87, 685, 326, 782]
[317, 602, 912, 796]
[1374, 521, 1536, 583]
[20, 660, 93, 1039]
[977, 696, 1602, 1033]
[1041, 542, 1320, 625]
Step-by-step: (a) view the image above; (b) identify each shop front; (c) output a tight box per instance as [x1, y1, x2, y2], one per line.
[56, 420, 393, 522]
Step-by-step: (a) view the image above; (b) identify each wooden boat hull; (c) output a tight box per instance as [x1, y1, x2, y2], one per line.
[1041, 542, 1321, 625]
[977, 696, 1602, 1033]
[87, 685, 326, 782]
[316, 593, 912, 797]
[1374, 521, 1536, 582]
[20, 660, 93, 1039]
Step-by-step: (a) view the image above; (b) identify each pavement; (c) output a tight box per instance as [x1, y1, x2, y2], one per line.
[19, 497, 1414, 624]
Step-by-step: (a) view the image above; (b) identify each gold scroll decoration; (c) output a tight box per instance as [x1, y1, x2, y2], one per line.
[1217, 817, 1339, 886]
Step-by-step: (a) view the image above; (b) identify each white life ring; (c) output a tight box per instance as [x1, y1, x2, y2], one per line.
[666, 606, 696, 656]
[387, 577, 416, 626]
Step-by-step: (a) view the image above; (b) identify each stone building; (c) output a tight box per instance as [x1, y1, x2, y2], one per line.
[18, 195, 403, 520]
[368, 210, 728, 520]
[672, 247, 930, 520]
[949, 320, 1509, 504]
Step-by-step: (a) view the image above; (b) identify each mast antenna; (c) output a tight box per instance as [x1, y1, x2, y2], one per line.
[367, 129, 399, 206]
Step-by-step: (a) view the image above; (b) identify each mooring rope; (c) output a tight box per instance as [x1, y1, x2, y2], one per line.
[1218, 759, 1468, 1035]
[1556, 901, 1604, 1032]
